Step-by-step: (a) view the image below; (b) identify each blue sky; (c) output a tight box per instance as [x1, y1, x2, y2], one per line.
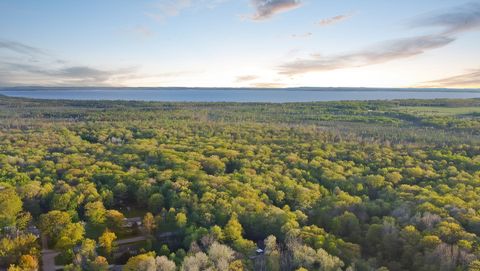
[0, 0, 479, 88]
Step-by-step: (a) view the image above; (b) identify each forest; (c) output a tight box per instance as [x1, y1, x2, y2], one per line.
[1, 95, 480, 271]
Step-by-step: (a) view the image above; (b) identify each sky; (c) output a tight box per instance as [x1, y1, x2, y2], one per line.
[0, 0, 479, 88]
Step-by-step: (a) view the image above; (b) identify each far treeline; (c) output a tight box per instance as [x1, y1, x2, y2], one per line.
[1, 96, 480, 271]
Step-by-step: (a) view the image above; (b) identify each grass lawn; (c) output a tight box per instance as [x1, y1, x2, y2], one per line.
[84, 223, 142, 240]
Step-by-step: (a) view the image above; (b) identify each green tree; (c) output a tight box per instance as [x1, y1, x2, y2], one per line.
[19, 255, 39, 271]
[98, 229, 117, 257]
[124, 252, 156, 271]
[0, 234, 39, 268]
[39, 211, 71, 243]
[436, 221, 466, 244]
[85, 201, 107, 225]
[0, 186, 23, 228]
[160, 244, 170, 256]
[8, 254, 39, 271]
[210, 225, 224, 241]
[105, 210, 125, 231]
[386, 172, 402, 184]
[224, 213, 243, 242]
[89, 256, 109, 271]
[469, 260, 480, 271]
[78, 239, 97, 261]
[201, 156, 225, 175]
[229, 260, 244, 271]
[143, 212, 156, 234]
[148, 193, 164, 214]
[176, 212, 188, 228]
[331, 211, 361, 242]
[55, 223, 85, 251]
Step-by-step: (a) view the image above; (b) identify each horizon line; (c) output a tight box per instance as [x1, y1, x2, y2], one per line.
[1, 86, 480, 92]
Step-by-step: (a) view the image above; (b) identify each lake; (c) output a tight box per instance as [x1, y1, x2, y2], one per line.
[1, 88, 480, 103]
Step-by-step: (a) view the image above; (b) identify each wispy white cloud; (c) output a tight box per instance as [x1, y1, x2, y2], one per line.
[146, 0, 301, 22]
[129, 25, 154, 38]
[279, 2, 480, 76]
[291, 32, 312, 38]
[0, 40, 44, 56]
[0, 61, 137, 86]
[317, 13, 352, 27]
[0, 38, 206, 86]
[252, 82, 286, 88]
[0, 39, 163, 86]
[235, 75, 258, 83]
[419, 68, 480, 88]
[147, 0, 192, 21]
[411, 2, 480, 35]
[147, 0, 228, 21]
[251, 0, 302, 20]
[279, 35, 454, 75]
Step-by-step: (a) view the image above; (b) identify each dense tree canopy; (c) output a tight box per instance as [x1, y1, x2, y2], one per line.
[1, 96, 480, 270]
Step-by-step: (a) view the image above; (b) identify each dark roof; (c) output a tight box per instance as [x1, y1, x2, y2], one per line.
[124, 217, 142, 222]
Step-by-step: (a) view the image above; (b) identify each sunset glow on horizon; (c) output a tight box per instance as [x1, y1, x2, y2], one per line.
[1, 0, 479, 88]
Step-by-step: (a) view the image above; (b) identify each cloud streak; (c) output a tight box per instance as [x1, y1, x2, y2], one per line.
[0, 38, 201, 87]
[290, 32, 313, 39]
[147, 0, 228, 21]
[0, 39, 139, 86]
[252, 82, 286, 88]
[0, 40, 44, 57]
[251, 0, 302, 20]
[279, 2, 480, 75]
[291, 32, 312, 38]
[279, 35, 454, 75]
[317, 14, 352, 27]
[0, 61, 137, 86]
[147, 0, 192, 21]
[147, 0, 301, 21]
[420, 69, 480, 88]
[236, 75, 258, 82]
[411, 2, 480, 35]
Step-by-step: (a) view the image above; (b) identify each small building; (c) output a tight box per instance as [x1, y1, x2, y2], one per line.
[256, 248, 264, 255]
[27, 226, 41, 238]
[123, 217, 142, 228]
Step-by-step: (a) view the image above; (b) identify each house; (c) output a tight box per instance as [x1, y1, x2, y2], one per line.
[123, 217, 142, 228]
[26, 225, 41, 238]
[256, 248, 264, 255]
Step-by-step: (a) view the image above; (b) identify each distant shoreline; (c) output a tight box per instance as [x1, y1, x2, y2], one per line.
[1, 86, 480, 93]
[1, 87, 480, 103]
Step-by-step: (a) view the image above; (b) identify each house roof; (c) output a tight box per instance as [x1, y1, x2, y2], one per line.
[124, 217, 142, 222]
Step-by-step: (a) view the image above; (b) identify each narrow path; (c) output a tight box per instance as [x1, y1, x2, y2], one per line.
[41, 249, 61, 271]
[41, 235, 61, 271]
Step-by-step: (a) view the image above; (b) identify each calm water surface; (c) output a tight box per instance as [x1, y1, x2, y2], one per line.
[1, 89, 480, 102]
